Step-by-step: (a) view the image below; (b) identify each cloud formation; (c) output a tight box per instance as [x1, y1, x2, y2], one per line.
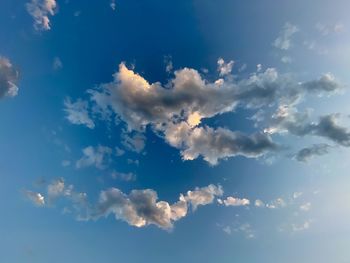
[26, 0, 57, 31]
[273, 22, 299, 50]
[0, 57, 19, 99]
[218, 196, 250, 206]
[66, 60, 344, 165]
[295, 144, 331, 162]
[64, 98, 95, 129]
[27, 181, 223, 230]
[76, 145, 113, 169]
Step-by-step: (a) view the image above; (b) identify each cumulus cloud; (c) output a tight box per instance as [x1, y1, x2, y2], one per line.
[217, 58, 234, 76]
[26, 0, 57, 31]
[266, 198, 286, 209]
[25, 190, 45, 206]
[218, 196, 250, 207]
[81, 61, 343, 165]
[89, 184, 222, 229]
[64, 98, 95, 129]
[27, 182, 222, 230]
[295, 144, 331, 162]
[273, 22, 299, 50]
[185, 184, 223, 210]
[76, 145, 112, 169]
[266, 108, 350, 147]
[121, 132, 146, 153]
[0, 57, 19, 98]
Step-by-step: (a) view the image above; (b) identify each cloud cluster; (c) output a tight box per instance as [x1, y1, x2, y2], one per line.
[66, 59, 343, 164]
[0, 57, 19, 99]
[218, 196, 250, 207]
[26, 0, 57, 31]
[26, 182, 223, 230]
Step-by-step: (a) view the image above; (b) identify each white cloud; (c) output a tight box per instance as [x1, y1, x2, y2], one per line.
[273, 22, 299, 50]
[185, 184, 223, 210]
[300, 202, 311, 211]
[217, 58, 234, 76]
[254, 199, 265, 207]
[64, 98, 95, 129]
[76, 145, 112, 169]
[316, 22, 345, 36]
[26, 0, 57, 31]
[266, 198, 286, 209]
[0, 56, 19, 99]
[122, 132, 146, 153]
[218, 196, 250, 207]
[25, 190, 45, 206]
[110, 0, 116, 11]
[85, 61, 342, 165]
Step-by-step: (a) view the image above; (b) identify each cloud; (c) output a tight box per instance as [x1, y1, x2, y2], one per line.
[266, 108, 350, 147]
[266, 198, 286, 209]
[89, 184, 222, 229]
[217, 58, 234, 76]
[300, 202, 311, 211]
[0, 57, 19, 99]
[111, 170, 136, 182]
[295, 144, 331, 162]
[24, 190, 45, 206]
[291, 220, 312, 232]
[53, 57, 63, 70]
[110, 0, 116, 11]
[273, 22, 299, 50]
[254, 199, 265, 207]
[165, 122, 277, 165]
[218, 196, 250, 207]
[76, 145, 113, 169]
[316, 22, 345, 36]
[185, 184, 223, 210]
[64, 98, 95, 129]
[84, 62, 342, 164]
[26, 0, 57, 31]
[28, 182, 222, 230]
[121, 132, 146, 153]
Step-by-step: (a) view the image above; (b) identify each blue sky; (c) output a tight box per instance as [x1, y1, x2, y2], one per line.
[1, 0, 350, 262]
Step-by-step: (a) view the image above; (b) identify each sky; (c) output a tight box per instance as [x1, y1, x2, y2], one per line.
[1, 0, 350, 262]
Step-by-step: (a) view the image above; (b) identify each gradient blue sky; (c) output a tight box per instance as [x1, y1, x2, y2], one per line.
[1, 0, 350, 262]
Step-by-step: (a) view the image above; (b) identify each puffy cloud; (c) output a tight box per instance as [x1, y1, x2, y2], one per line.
[121, 132, 146, 153]
[26, 0, 57, 31]
[295, 144, 331, 162]
[25, 190, 45, 206]
[273, 22, 299, 50]
[91, 184, 222, 229]
[185, 184, 223, 210]
[110, 0, 116, 11]
[254, 199, 265, 207]
[64, 98, 95, 129]
[292, 220, 312, 232]
[0, 57, 19, 98]
[217, 58, 234, 76]
[165, 122, 277, 165]
[266, 198, 286, 209]
[218, 196, 250, 207]
[111, 170, 136, 182]
[84, 62, 343, 164]
[266, 108, 350, 147]
[76, 145, 112, 169]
